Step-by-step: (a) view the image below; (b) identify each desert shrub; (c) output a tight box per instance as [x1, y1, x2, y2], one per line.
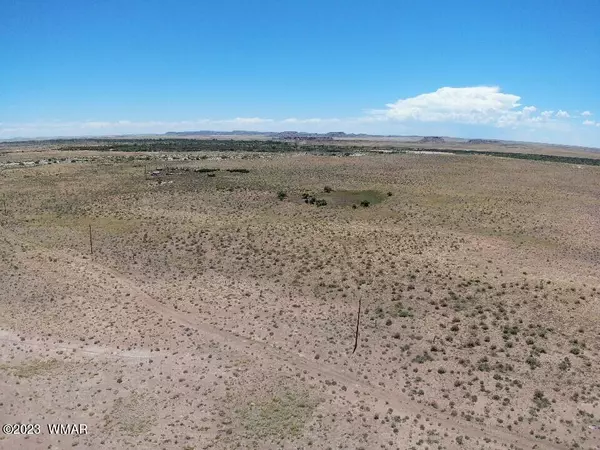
[301, 193, 326, 206]
[323, 186, 333, 193]
[360, 200, 370, 207]
[526, 355, 541, 369]
[533, 390, 550, 409]
[477, 360, 491, 372]
[277, 191, 287, 201]
[303, 194, 316, 204]
[412, 352, 433, 364]
[558, 357, 571, 371]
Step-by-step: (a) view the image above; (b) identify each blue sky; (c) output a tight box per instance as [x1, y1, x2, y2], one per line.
[2, 0, 599, 146]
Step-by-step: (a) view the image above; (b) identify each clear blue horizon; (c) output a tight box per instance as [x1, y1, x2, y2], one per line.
[2, 0, 599, 146]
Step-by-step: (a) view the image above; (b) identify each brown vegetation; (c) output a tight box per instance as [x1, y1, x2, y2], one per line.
[1, 142, 599, 449]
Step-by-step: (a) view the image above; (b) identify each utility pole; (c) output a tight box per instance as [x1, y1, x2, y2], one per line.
[89, 224, 93, 257]
[352, 296, 362, 354]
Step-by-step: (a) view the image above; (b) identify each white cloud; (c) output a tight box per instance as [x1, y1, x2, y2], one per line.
[83, 121, 112, 129]
[0, 118, 278, 138]
[227, 117, 272, 124]
[283, 118, 325, 124]
[371, 86, 521, 125]
[368, 86, 578, 130]
[1, 86, 598, 147]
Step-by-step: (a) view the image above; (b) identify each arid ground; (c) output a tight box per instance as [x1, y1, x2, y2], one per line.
[1, 139, 599, 449]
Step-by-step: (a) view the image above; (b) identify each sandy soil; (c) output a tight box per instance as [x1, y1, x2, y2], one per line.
[1, 146, 599, 449]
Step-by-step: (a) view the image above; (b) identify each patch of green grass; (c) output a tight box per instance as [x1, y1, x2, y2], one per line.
[401, 148, 600, 166]
[391, 303, 414, 318]
[29, 213, 138, 235]
[236, 390, 319, 439]
[325, 189, 386, 207]
[104, 393, 157, 436]
[0, 358, 62, 378]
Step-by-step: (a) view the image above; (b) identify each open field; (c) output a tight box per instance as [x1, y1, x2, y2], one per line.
[2, 134, 600, 160]
[1, 140, 600, 449]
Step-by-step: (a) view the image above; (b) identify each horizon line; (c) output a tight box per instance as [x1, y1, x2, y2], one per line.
[2, 130, 600, 151]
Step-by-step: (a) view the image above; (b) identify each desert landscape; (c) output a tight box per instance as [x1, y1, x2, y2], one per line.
[1, 137, 599, 450]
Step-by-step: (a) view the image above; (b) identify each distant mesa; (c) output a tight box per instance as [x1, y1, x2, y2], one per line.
[418, 136, 445, 144]
[162, 130, 374, 140]
[467, 139, 500, 144]
[273, 131, 335, 141]
[273, 131, 374, 140]
[164, 130, 258, 136]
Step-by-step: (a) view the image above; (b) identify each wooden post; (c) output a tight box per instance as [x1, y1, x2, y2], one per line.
[352, 296, 362, 354]
[89, 224, 93, 257]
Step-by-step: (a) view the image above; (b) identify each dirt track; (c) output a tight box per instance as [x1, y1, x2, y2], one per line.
[2, 229, 566, 450]
[3, 151, 600, 449]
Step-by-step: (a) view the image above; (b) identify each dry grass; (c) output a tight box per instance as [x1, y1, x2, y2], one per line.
[0, 358, 62, 378]
[235, 389, 320, 440]
[1, 143, 600, 449]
